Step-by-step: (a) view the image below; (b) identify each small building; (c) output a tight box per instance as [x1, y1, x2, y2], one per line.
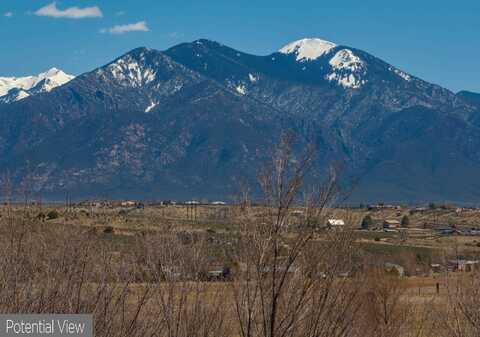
[367, 204, 401, 211]
[448, 259, 480, 272]
[205, 266, 231, 281]
[326, 219, 345, 228]
[383, 219, 400, 229]
[211, 201, 227, 205]
[291, 210, 304, 218]
[430, 263, 443, 274]
[121, 200, 137, 207]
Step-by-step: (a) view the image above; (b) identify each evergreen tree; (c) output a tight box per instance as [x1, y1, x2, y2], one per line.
[361, 215, 373, 230]
[401, 215, 410, 228]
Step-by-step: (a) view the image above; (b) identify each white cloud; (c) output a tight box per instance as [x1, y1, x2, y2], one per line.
[100, 21, 149, 34]
[4, 11, 13, 17]
[115, 11, 126, 16]
[34, 2, 103, 19]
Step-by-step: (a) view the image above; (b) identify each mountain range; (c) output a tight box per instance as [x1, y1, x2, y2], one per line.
[0, 68, 74, 104]
[1, 38, 480, 203]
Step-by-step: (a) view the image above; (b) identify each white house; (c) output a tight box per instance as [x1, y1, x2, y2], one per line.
[383, 219, 400, 229]
[326, 219, 345, 228]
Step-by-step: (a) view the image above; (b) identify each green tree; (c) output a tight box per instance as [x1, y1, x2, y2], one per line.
[47, 210, 59, 220]
[401, 215, 410, 228]
[361, 215, 373, 230]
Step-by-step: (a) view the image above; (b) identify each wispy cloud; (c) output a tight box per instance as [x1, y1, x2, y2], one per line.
[100, 21, 149, 34]
[115, 11, 126, 16]
[4, 11, 13, 18]
[34, 2, 103, 19]
[167, 32, 185, 39]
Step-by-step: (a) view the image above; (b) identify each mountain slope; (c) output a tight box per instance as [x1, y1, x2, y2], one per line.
[457, 91, 480, 113]
[0, 48, 290, 199]
[1, 39, 480, 202]
[164, 39, 479, 182]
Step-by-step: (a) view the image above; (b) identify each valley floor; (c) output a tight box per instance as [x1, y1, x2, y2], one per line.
[1, 202, 479, 337]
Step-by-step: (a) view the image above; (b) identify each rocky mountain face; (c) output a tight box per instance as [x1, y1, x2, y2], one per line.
[1, 39, 480, 203]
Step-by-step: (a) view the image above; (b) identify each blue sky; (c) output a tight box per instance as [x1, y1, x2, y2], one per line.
[1, 0, 479, 93]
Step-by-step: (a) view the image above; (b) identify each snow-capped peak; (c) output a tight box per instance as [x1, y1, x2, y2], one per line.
[0, 68, 74, 100]
[279, 38, 337, 61]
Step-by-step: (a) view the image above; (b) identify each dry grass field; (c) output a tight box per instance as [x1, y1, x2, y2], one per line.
[2, 201, 480, 337]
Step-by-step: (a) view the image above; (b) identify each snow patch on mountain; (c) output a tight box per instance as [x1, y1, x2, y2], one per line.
[0, 68, 74, 101]
[326, 73, 366, 89]
[108, 55, 157, 87]
[329, 49, 364, 72]
[248, 74, 258, 83]
[236, 84, 246, 95]
[389, 67, 412, 82]
[279, 38, 337, 61]
[325, 49, 367, 89]
[145, 101, 158, 112]
[13, 90, 31, 100]
[0, 89, 31, 104]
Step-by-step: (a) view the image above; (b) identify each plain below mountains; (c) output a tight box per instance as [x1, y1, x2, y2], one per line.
[1, 38, 480, 203]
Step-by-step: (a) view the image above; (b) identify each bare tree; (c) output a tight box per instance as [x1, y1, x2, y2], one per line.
[132, 230, 230, 337]
[230, 133, 363, 337]
[438, 271, 480, 337]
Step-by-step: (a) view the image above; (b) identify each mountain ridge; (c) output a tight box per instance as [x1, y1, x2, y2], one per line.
[1, 38, 480, 203]
[0, 68, 74, 103]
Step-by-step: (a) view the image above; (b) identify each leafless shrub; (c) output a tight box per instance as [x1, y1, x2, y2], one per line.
[0, 216, 228, 337]
[230, 133, 364, 337]
[131, 231, 230, 337]
[437, 272, 480, 337]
